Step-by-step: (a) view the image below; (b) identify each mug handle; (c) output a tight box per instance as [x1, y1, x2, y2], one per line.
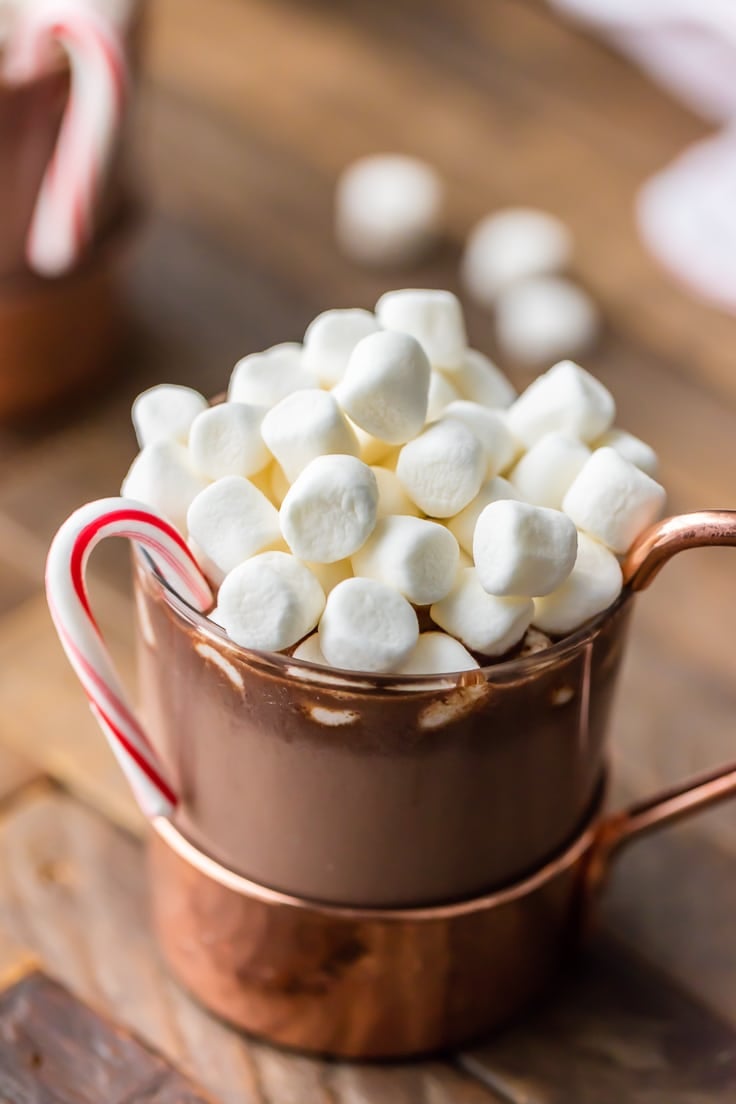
[585, 509, 736, 895]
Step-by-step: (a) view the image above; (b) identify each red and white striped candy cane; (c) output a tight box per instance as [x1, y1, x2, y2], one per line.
[5, 0, 127, 277]
[46, 498, 213, 817]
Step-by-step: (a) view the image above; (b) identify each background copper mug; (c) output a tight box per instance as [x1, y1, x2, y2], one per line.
[146, 510, 736, 1058]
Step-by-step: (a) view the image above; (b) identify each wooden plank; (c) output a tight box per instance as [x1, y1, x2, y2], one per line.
[0, 744, 42, 809]
[0, 930, 39, 992]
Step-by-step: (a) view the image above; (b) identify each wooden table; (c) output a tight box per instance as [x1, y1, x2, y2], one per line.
[1, 0, 736, 1099]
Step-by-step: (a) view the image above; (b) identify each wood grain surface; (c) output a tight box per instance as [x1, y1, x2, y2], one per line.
[0, 0, 735, 1098]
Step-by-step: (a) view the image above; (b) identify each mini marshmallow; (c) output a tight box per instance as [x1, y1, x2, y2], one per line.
[453, 349, 517, 409]
[335, 154, 443, 267]
[187, 475, 281, 579]
[507, 360, 615, 447]
[319, 577, 419, 672]
[280, 454, 378, 563]
[396, 632, 479, 675]
[217, 552, 325, 652]
[396, 420, 485, 518]
[430, 569, 533, 656]
[533, 533, 623, 635]
[121, 440, 209, 533]
[189, 403, 270, 480]
[352, 515, 459, 606]
[292, 633, 329, 666]
[426, 371, 459, 421]
[446, 476, 521, 554]
[473, 500, 578, 598]
[495, 276, 598, 365]
[261, 389, 359, 483]
[132, 384, 207, 448]
[305, 558, 353, 595]
[228, 343, 318, 408]
[335, 330, 430, 444]
[509, 432, 591, 509]
[371, 466, 421, 518]
[562, 447, 666, 554]
[302, 308, 379, 387]
[595, 428, 659, 478]
[375, 289, 467, 371]
[440, 400, 517, 475]
[461, 208, 572, 306]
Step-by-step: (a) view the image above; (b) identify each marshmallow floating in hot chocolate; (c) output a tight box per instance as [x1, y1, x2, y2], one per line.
[132, 384, 208, 448]
[303, 308, 379, 387]
[473, 500, 578, 598]
[217, 552, 325, 652]
[228, 344, 318, 408]
[376, 289, 467, 372]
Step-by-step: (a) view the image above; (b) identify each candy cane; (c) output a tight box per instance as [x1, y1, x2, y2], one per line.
[4, 0, 127, 277]
[46, 498, 213, 817]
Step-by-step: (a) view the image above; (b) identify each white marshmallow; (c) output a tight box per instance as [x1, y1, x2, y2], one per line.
[292, 633, 329, 666]
[453, 349, 516, 409]
[188, 402, 270, 480]
[280, 454, 378, 563]
[352, 515, 459, 605]
[473, 500, 578, 598]
[495, 276, 598, 365]
[426, 371, 459, 421]
[562, 447, 666, 554]
[335, 330, 430, 444]
[319, 577, 419, 672]
[302, 308, 379, 387]
[396, 632, 479, 675]
[446, 476, 522, 555]
[132, 384, 207, 448]
[305, 558, 353, 595]
[396, 420, 485, 518]
[375, 289, 467, 371]
[187, 475, 281, 578]
[440, 400, 517, 475]
[335, 154, 443, 267]
[507, 360, 615, 447]
[509, 432, 591, 509]
[261, 389, 359, 483]
[188, 536, 227, 588]
[349, 420, 395, 466]
[217, 552, 325, 652]
[121, 440, 209, 533]
[533, 533, 623, 635]
[228, 344, 318, 408]
[461, 208, 572, 305]
[595, 428, 659, 478]
[371, 465, 421, 518]
[430, 569, 533, 656]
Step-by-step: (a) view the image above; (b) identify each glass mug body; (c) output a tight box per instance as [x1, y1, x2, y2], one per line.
[134, 550, 633, 909]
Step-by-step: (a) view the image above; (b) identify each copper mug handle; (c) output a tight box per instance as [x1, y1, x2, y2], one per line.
[586, 509, 736, 894]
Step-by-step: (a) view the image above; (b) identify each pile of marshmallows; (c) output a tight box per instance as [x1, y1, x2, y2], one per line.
[123, 289, 665, 676]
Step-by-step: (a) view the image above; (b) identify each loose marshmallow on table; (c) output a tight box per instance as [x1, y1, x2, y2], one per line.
[507, 360, 615, 447]
[186, 475, 281, 582]
[132, 385, 207, 448]
[121, 440, 209, 533]
[189, 403, 270, 480]
[440, 400, 517, 475]
[352, 515, 459, 606]
[376, 289, 467, 371]
[430, 569, 533, 656]
[533, 533, 623, 636]
[228, 344, 318, 408]
[335, 330, 430, 444]
[473, 500, 578, 598]
[335, 154, 443, 267]
[396, 420, 485, 518]
[261, 389, 359, 483]
[495, 276, 598, 366]
[302, 309, 379, 387]
[371, 465, 421, 518]
[563, 447, 666, 555]
[319, 577, 419, 672]
[426, 371, 459, 421]
[397, 632, 479, 675]
[461, 208, 572, 306]
[452, 349, 517, 409]
[280, 454, 378, 563]
[217, 552, 325, 652]
[447, 476, 521, 555]
[594, 428, 659, 478]
[509, 432, 590, 509]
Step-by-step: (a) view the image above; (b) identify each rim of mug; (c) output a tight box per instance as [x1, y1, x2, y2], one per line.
[134, 545, 632, 692]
